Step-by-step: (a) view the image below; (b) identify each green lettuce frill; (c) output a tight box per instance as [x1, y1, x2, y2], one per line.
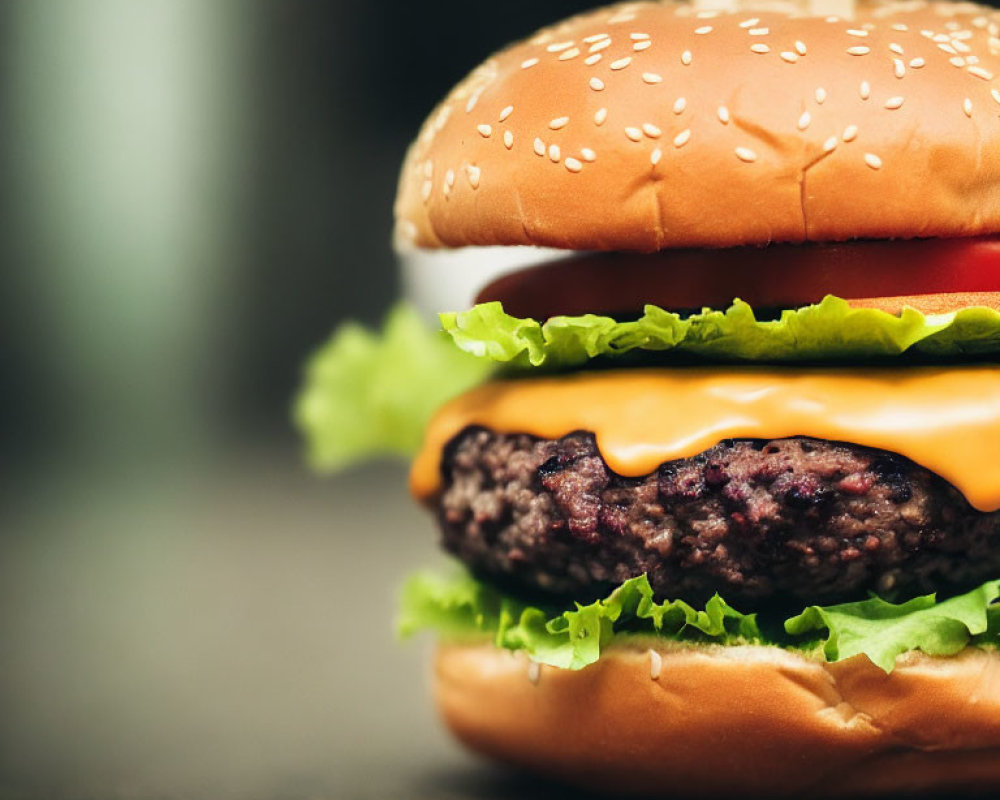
[294, 304, 492, 471]
[399, 571, 1000, 673]
[441, 296, 1000, 368]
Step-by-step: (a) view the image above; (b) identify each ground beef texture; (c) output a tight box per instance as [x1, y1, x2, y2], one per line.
[438, 428, 1000, 607]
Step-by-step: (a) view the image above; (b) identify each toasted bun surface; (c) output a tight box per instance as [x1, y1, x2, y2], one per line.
[435, 641, 1000, 798]
[847, 290, 1000, 314]
[395, 0, 1000, 252]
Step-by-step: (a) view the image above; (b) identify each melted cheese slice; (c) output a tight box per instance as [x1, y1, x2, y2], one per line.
[410, 366, 1000, 512]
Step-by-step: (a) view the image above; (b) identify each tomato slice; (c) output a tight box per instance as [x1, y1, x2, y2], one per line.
[475, 237, 1000, 319]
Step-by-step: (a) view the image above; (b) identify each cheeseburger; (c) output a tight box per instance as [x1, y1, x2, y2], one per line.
[302, 0, 1000, 796]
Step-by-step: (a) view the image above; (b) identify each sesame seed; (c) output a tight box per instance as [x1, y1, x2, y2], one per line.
[968, 55, 981, 65]
[610, 56, 633, 70]
[595, 107, 608, 125]
[847, 28, 869, 37]
[590, 39, 611, 53]
[847, 46, 871, 55]
[528, 661, 541, 684]
[892, 23, 908, 32]
[910, 57, 925, 68]
[499, 106, 514, 122]
[992, 88, 1000, 105]
[797, 111, 811, 130]
[964, 98, 974, 117]
[673, 128, 691, 147]
[585, 53, 602, 65]
[681, 50, 693, 65]
[521, 58, 539, 69]
[642, 122, 662, 138]
[695, 25, 713, 35]
[581, 148, 597, 162]
[583, 33, 609, 43]
[938, 43, 957, 55]
[397, 219, 417, 241]
[673, 97, 687, 114]
[749, 28, 770, 36]
[781, 51, 799, 63]
[969, 66, 994, 80]
[795, 41, 807, 56]
[445, 168, 455, 187]
[884, 96, 904, 110]
[751, 43, 770, 54]
[864, 153, 882, 170]
[950, 56, 967, 68]
[642, 72, 662, 84]
[933, 33, 950, 43]
[718, 105, 730, 124]
[421, 180, 432, 202]
[739, 18, 760, 28]
[630, 32, 650, 40]
[889, 43, 905, 55]
[823, 136, 838, 153]
[953, 40, 971, 54]
[423, 160, 433, 178]
[590, 77, 605, 92]
[843, 124, 858, 142]
[548, 144, 561, 162]
[477, 124, 492, 137]
[465, 92, 481, 113]
[466, 165, 481, 188]
[816, 87, 828, 104]
[860, 81, 871, 100]
[547, 41, 575, 53]
[650, 147, 663, 165]
[565, 157, 583, 173]
[533, 138, 546, 156]
[894, 58, 905, 78]
[735, 147, 758, 163]
[633, 41, 652, 52]
[558, 48, 581, 61]
[550, 116, 570, 130]
[625, 126, 643, 142]
[503, 131, 514, 149]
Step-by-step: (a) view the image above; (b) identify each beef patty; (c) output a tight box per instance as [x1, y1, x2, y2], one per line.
[438, 428, 1000, 608]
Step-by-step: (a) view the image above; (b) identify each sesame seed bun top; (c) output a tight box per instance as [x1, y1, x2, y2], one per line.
[394, 0, 1000, 252]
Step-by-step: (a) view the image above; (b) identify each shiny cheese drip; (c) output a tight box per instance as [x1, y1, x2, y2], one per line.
[410, 367, 1000, 512]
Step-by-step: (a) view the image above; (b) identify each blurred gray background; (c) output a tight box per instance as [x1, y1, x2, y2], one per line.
[0, 1, 597, 798]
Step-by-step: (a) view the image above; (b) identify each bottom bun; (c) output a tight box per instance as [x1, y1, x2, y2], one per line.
[846, 290, 1000, 315]
[434, 641, 1000, 798]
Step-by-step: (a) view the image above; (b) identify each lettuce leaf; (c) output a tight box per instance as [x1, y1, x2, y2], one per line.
[441, 296, 1000, 368]
[401, 572, 761, 670]
[400, 570, 1000, 673]
[294, 304, 492, 471]
[786, 581, 1000, 672]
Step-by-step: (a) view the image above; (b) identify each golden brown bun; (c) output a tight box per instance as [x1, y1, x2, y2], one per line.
[396, 0, 1000, 252]
[435, 641, 1000, 798]
[847, 290, 1000, 315]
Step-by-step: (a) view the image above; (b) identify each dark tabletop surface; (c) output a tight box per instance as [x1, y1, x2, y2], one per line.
[0, 449, 618, 800]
